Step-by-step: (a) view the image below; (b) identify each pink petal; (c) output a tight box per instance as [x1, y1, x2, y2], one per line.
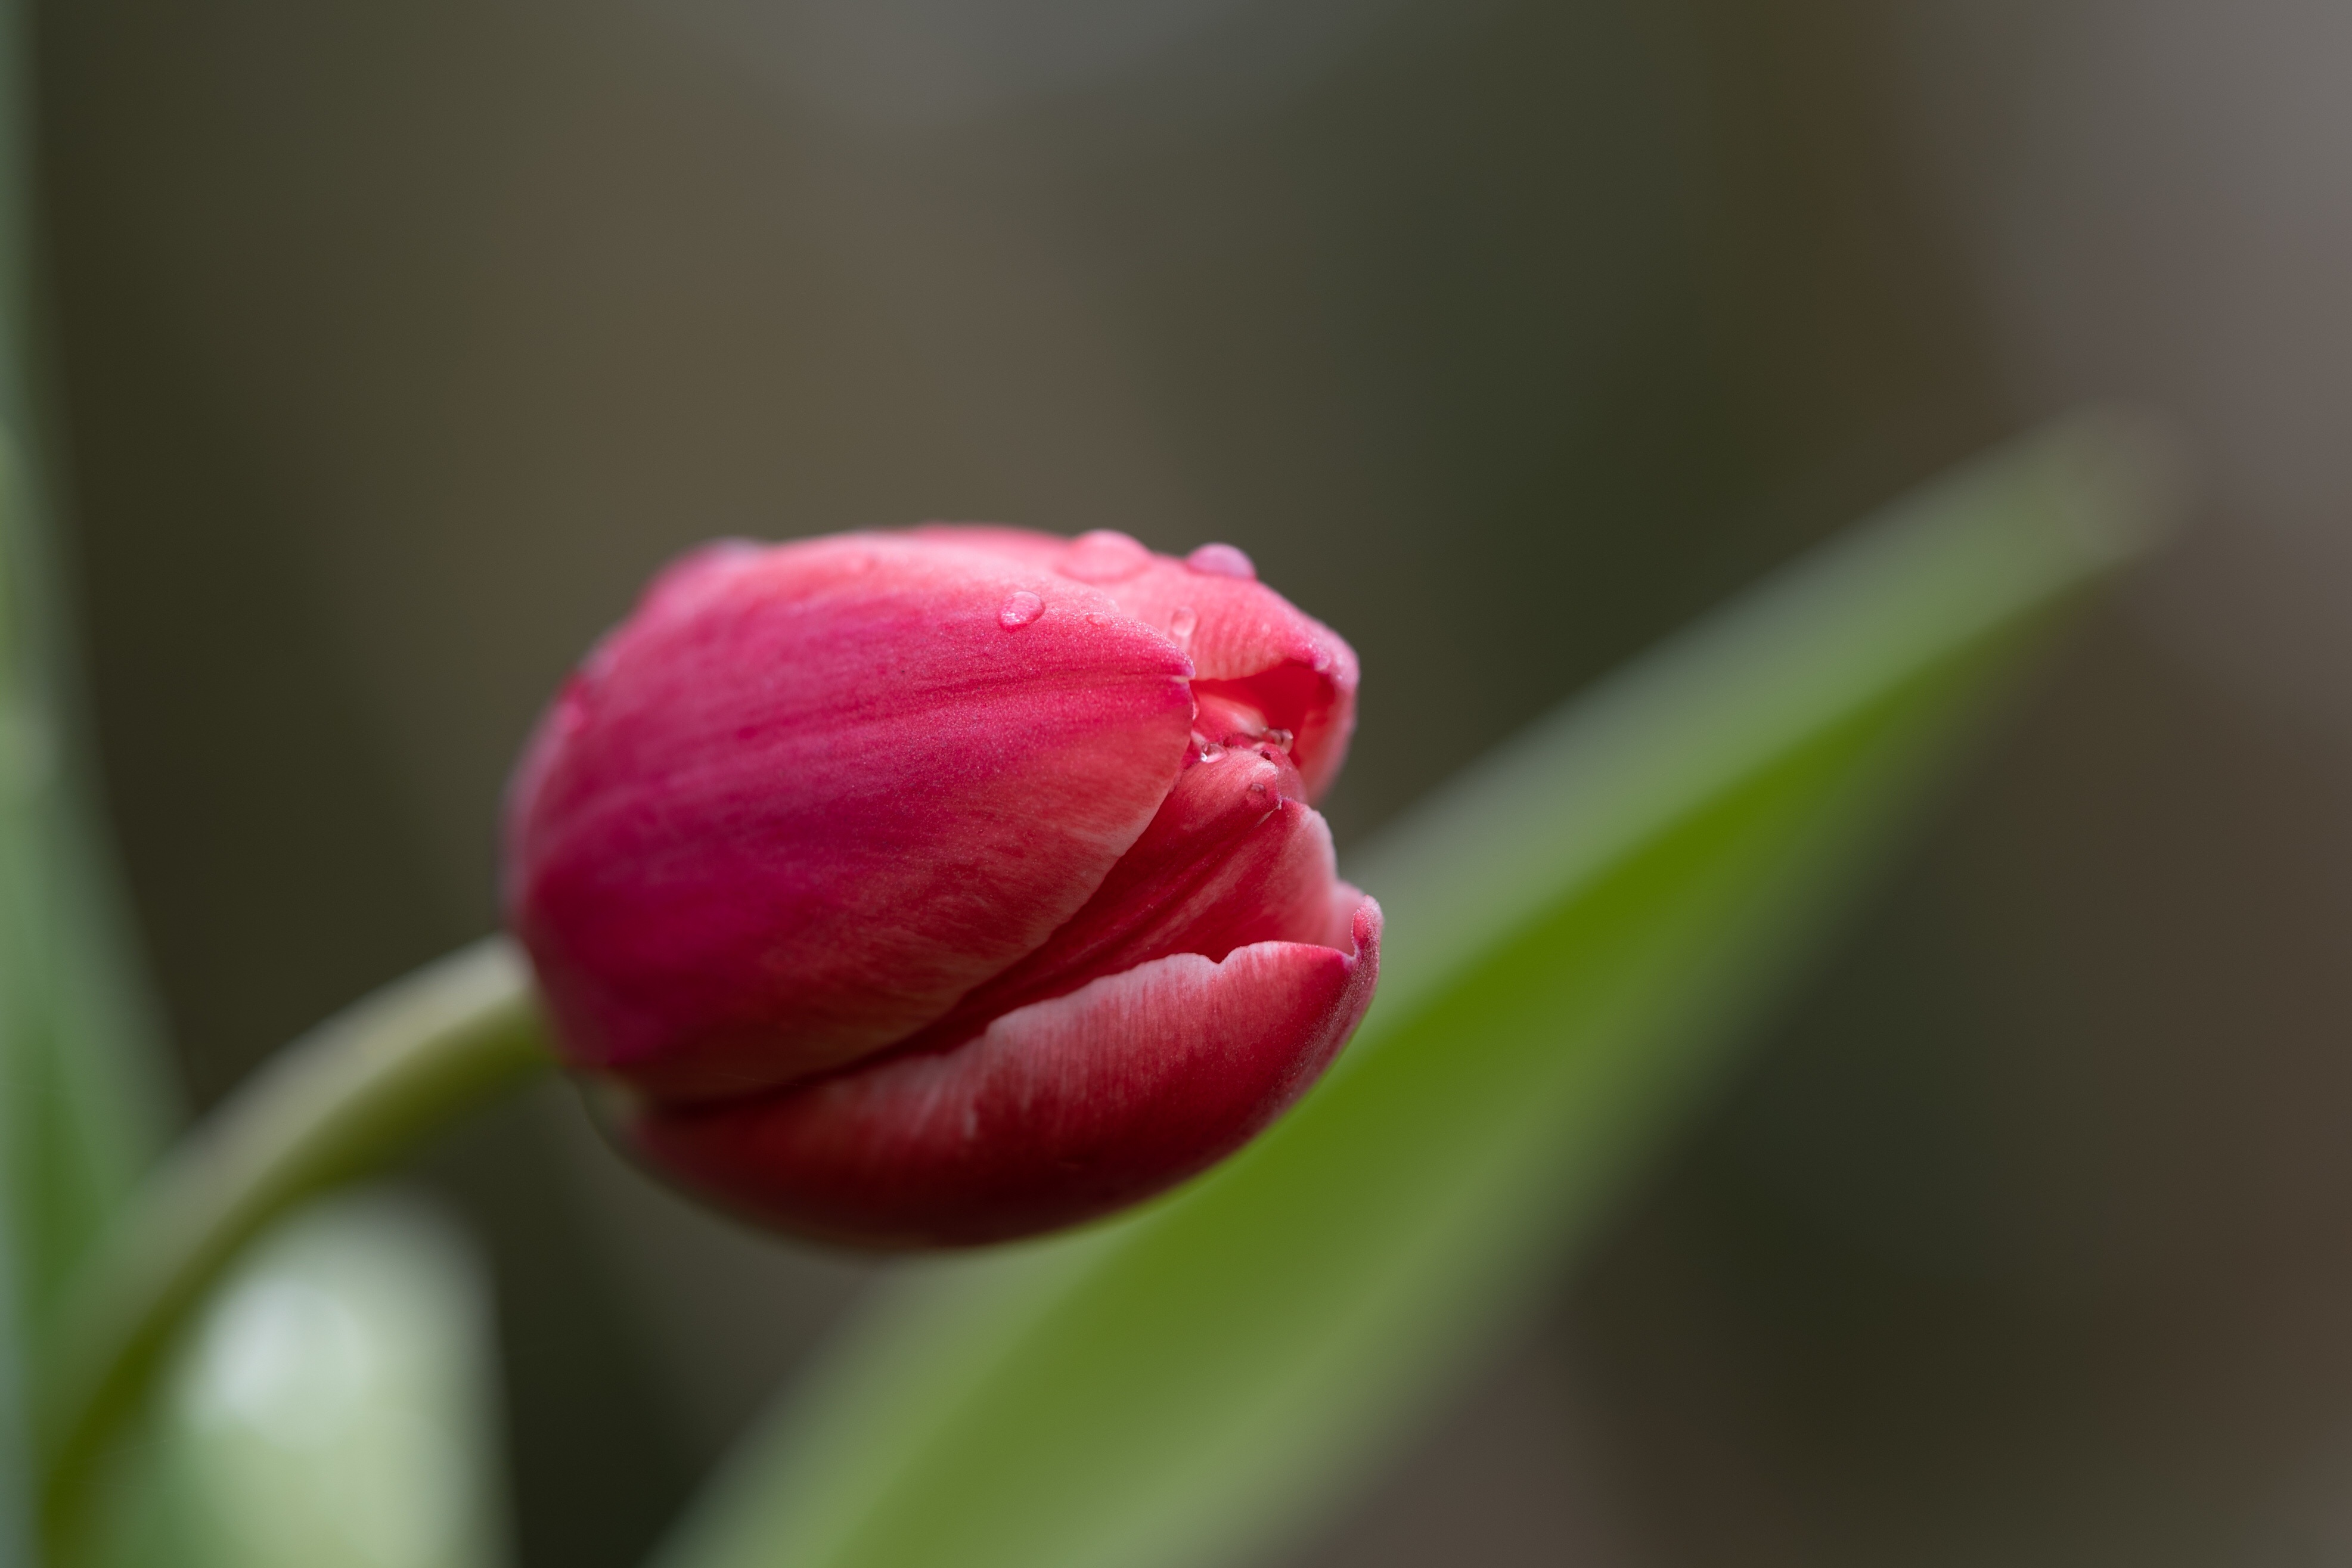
[910, 525, 1358, 802]
[902, 737, 1339, 1052]
[625, 895, 1383, 1247]
[507, 533, 1196, 1101]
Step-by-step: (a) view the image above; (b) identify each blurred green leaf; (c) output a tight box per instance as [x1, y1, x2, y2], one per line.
[86, 1191, 510, 1568]
[0, 479, 44, 1568]
[0, 436, 173, 1562]
[38, 939, 544, 1551]
[653, 413, 2177, 1568]
[0, 439, 179, 1559]
[0, 0, 178, 1556]
[0, 457, 178, 1325]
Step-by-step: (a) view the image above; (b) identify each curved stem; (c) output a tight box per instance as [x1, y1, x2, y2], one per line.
[36, 935, 554, 1553]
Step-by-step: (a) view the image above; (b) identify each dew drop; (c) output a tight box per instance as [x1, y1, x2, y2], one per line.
[1186, 542, 1255, 580]
[1310, 644, 1334, 673]
[1199, 742, 1225, 761]
[1169, 606, 1198, 645]
[998, 591, 1045, 631]
[1063, 530, 1152, 583]
[1264, 726, 1295, 750]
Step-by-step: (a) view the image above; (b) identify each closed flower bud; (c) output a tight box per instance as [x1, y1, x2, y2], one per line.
[505, 526, 1380, 1247]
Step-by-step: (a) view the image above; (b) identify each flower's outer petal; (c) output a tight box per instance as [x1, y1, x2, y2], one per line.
[901, 740, 1338, 1052]
[911, 525, 1358, 801]
[625, 896, 1382, 1247]
[507, 533, 1196, 1101]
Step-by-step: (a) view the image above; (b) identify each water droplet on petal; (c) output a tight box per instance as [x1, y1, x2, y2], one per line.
[1186, 542, 1255, 579]
[1310, 644, 1333, 673]
[998, 591, 1045, 630]
[1265, 728, 1294, 750]
[1063, 530, 1152, 582]
[1169, 606, 1197, 645]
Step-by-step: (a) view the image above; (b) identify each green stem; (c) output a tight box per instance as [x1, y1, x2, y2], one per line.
[35, 935, 554, 1554]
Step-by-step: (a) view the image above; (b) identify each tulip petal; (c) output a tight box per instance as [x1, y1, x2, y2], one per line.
[507, 534, 1196, 1100]
[625, 896, 1382, 1247]
[904, 741, 1341, 1052]
[912, 526, 1358, 800]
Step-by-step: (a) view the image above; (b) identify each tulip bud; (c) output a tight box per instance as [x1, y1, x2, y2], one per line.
[505, 526, 1380, 1246]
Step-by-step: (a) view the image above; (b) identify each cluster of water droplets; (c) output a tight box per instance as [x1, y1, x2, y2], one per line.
[994, 532, 1256, 636]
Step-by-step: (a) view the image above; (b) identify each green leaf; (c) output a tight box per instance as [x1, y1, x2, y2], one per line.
[0, 479, 44, 1568]
[39, 939, 545, 1550]
[0, 0, 187, 1553]
[85, 1191, 510, 1568]
[0, 500, 178, 1327]
[0, 438, 173, 1555]
[650, 412, 2179, 1568]
[0, 0, 179, 1551]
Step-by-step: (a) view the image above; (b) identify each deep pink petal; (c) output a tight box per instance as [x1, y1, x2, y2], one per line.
[902, 738, 1340, 1051]
[625, 896, 1382, 1246]
[910, 525, 1358, 801]
[507, 533, 1196, 1101]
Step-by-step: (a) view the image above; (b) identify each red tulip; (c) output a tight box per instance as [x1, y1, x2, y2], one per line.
[505, 526, 1380, 1246]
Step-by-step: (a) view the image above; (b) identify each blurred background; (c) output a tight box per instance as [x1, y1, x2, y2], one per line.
[27, 0, 2352, 1563]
